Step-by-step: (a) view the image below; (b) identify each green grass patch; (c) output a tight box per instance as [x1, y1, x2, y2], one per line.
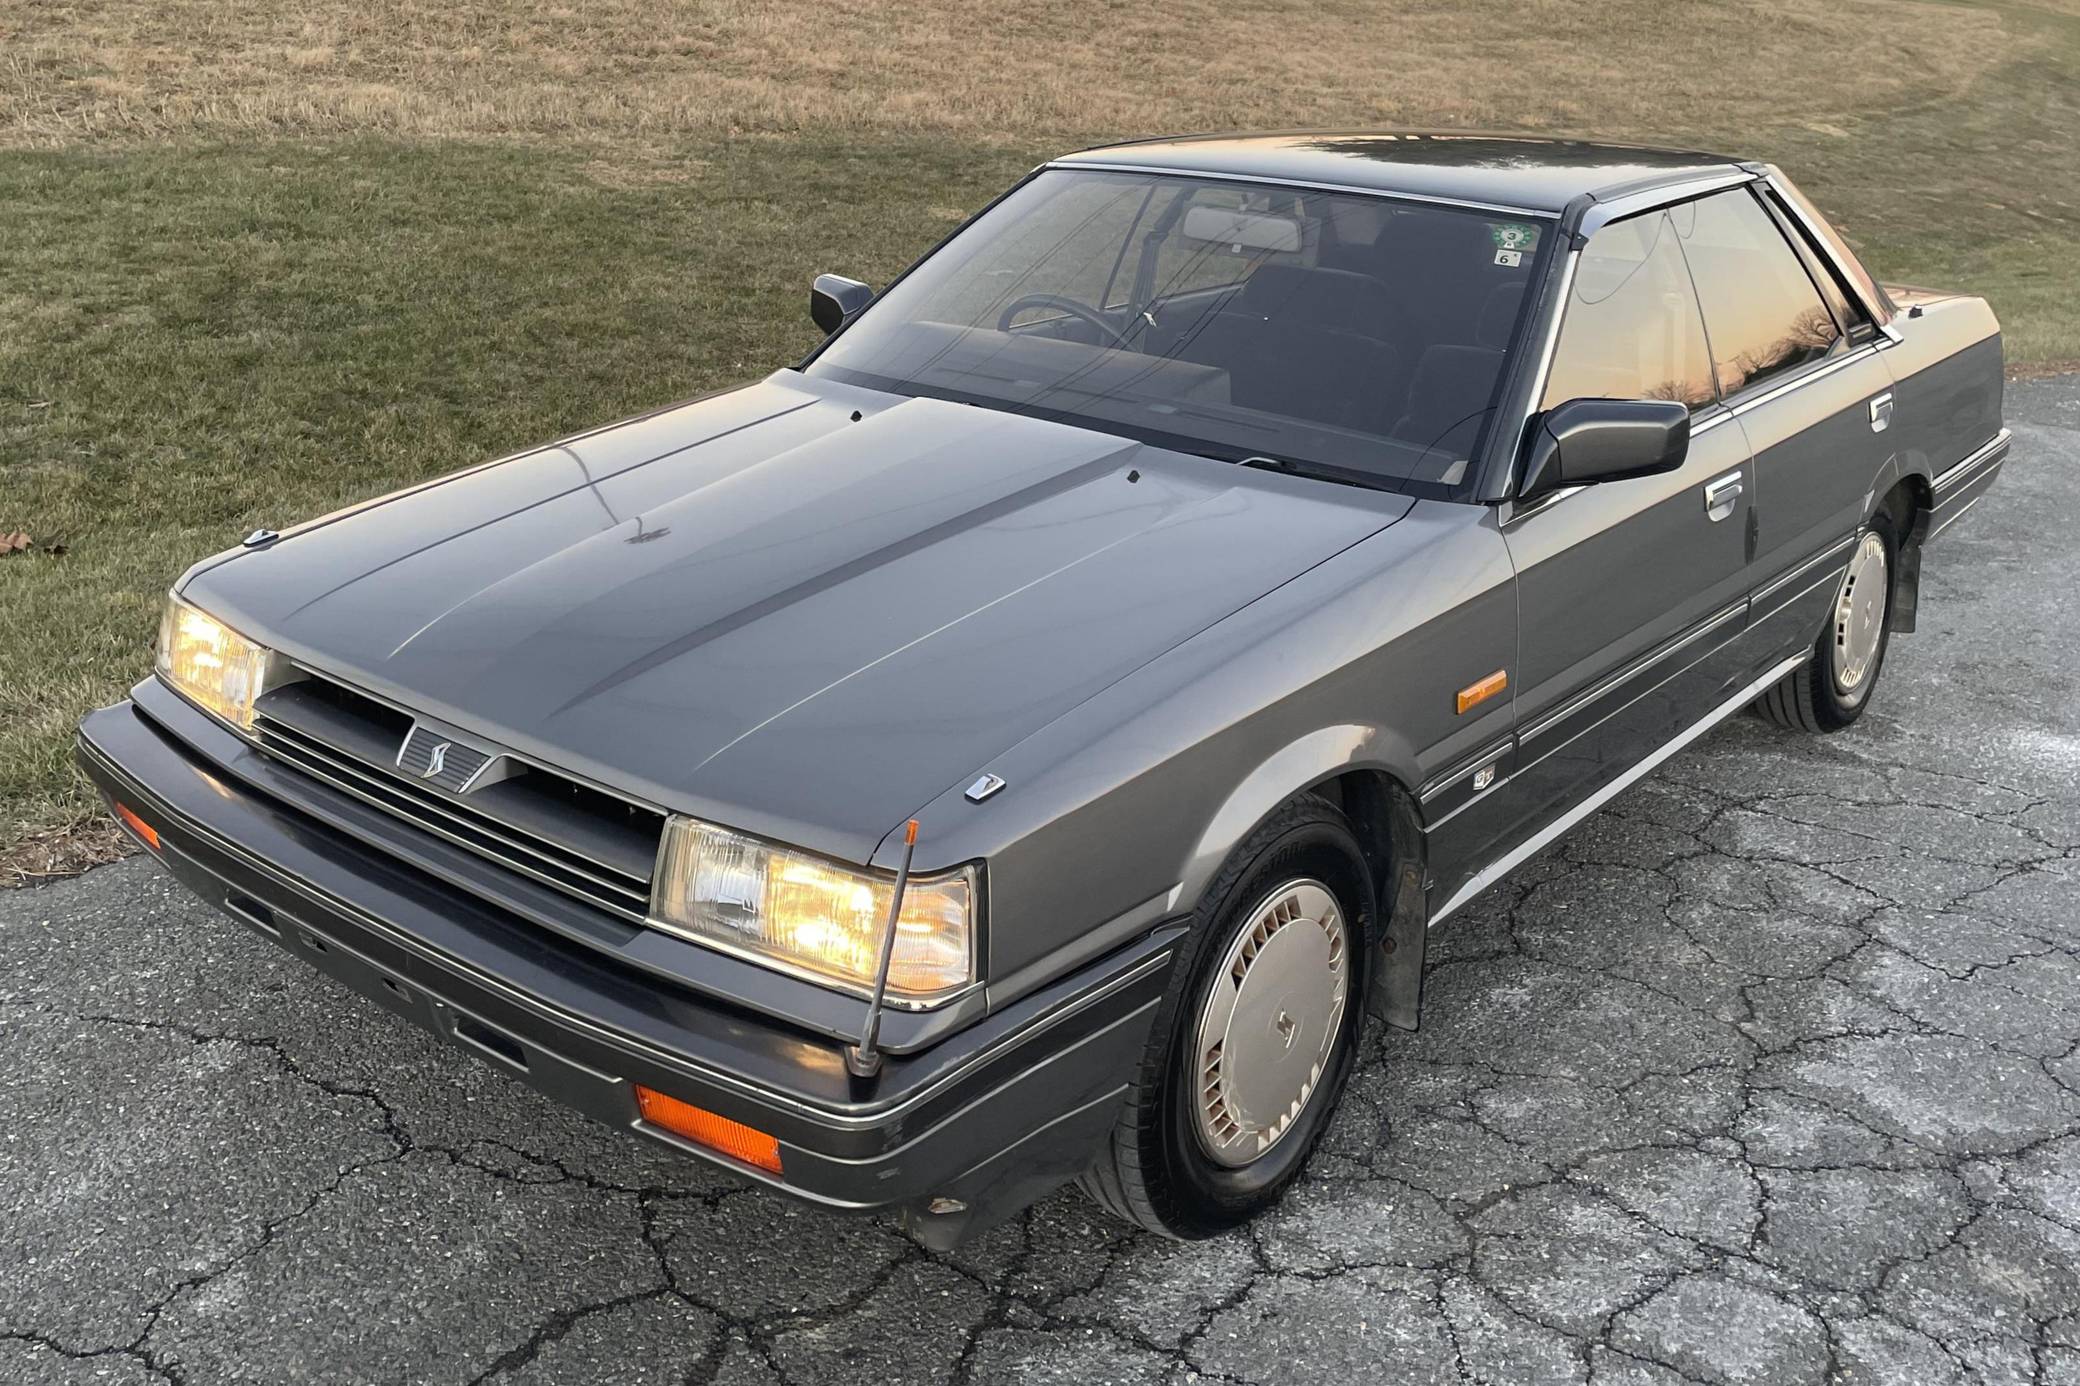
[2, 3, 2076, 852]
[0, 137, 1034, 847]
[1754, 2, 2080, 368]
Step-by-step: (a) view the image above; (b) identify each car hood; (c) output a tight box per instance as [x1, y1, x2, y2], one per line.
[186, 374, 1412, 863]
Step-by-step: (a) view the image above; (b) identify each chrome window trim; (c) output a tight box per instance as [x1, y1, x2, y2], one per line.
[1720, 342, 1884, 417]
[1041, 161, 1551, 218]
[1501, 484, 1585, 526]
[1493, 248, 1581, 510]
[1508, 175, 1875, 508]
[1430, 652, 1809, 926]
[1757, 171, 1900, 340]
[1728, 349, 1873, 412]
[1573, 168, 1757, 237]
[1517, 249, 1580, 423]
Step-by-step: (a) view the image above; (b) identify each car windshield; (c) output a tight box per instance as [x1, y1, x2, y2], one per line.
[806, 168, 1552, 497]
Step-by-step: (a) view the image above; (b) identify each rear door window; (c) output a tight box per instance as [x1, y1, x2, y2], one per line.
[1674, 189, 1842, 398]
[1540, 211, 1716, 412]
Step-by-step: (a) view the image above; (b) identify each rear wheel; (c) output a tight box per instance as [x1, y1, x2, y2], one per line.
[1756, 510, 1899, 733]
[1080, 794, 1372, 1238]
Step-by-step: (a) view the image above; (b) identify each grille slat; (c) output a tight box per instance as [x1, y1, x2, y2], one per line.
[249, 674, 664, 923]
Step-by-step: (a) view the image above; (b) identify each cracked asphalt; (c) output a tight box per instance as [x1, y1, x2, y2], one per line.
[4, 376, 2078, 1386]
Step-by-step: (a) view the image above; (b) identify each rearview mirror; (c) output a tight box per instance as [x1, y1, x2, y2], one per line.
[1179, 205, 1305, 254]
[1519, 398, 1690, 501]
[810, 274, 874, 335]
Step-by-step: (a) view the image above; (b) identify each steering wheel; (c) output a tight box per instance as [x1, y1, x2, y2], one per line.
[996, 293, 1132, 349]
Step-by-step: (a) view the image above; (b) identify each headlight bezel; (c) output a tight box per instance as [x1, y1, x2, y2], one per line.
[647, 815, 980, 1008]
[154, 593, 291, 732]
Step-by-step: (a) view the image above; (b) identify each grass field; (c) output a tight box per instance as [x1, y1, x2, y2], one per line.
[3, 0, 2077, 877]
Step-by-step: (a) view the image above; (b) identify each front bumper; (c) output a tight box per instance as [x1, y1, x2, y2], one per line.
[77, 693, 1177, 1246]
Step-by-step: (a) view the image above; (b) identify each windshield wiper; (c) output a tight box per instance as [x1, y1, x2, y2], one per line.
[1232, 453, 1407, 495]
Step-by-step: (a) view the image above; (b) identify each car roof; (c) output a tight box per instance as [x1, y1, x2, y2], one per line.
[1050, 131, 1745, 216]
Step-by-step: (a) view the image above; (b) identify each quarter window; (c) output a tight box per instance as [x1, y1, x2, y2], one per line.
[1540, 211, 1716, 412]
[1761, 190, 1874, 345]
[1674, 190, 1841, 397]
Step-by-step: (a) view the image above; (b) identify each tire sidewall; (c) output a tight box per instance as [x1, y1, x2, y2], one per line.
[1819, 510, 1900, 723]
[1149, 812, 1374, 1234]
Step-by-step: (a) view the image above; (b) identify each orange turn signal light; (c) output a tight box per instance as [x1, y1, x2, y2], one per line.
[112, 801, 160, 852]
[634, 1085, 783, 1175]
[1456, 669, 1508, 715]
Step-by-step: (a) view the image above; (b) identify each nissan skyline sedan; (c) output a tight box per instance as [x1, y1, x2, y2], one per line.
[78, 133, 2008, 1245]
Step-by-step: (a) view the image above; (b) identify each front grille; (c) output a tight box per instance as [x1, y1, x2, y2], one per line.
[396, 724, 494, 792]
[251, 673, 665, 923]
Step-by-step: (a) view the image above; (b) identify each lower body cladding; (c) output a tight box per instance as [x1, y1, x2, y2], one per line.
[1927, 430, 2009, 542]
[76, 698, 1177, 1249]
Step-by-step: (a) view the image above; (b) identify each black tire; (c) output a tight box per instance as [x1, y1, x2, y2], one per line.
[1755, 506, 1901, 733]
[1079, 793, 1374, 1239]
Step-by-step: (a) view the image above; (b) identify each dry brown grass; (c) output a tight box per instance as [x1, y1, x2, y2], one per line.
[2, 0, 2069, 871]
[3, 0, 2012, 150]
[1, 813, 132, 887]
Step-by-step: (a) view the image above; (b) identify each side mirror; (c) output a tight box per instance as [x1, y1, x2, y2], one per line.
[810, 274, 874, 336]
[1519, 398, 1691, 501]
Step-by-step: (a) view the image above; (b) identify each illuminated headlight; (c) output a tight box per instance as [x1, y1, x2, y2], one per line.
[650, 818, 975, 1002]
[155, 596, 279, 730]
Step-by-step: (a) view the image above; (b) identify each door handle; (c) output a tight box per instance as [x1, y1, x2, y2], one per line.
[1703, 472, 1743, 522]
[1869, 393, 1894, 433]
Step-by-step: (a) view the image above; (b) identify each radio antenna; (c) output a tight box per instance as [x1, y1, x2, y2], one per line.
[845, 818, 919, 1079]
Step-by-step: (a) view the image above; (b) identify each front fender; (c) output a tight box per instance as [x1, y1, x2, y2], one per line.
[1169, 724, 1418, 915]
[901, 501, 1508, 1022]
[1168, 728, 1431, 1030]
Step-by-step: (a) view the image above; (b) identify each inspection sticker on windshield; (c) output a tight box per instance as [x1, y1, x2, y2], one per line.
[1490, 221, 1539, 266]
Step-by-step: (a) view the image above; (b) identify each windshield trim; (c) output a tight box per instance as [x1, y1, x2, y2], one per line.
[809, 367, 1474, 502]
[1049, 160, 1550, 220]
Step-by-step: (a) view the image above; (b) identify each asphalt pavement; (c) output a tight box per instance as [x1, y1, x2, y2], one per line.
[4, 376, 2077, 1385]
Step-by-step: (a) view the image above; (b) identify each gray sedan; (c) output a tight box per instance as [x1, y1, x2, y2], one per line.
[78, 132, 2009, 1246]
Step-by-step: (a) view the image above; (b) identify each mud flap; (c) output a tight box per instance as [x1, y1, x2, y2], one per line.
[1368, 789, 1430, 1032]
[1891, 535, 1921, 633]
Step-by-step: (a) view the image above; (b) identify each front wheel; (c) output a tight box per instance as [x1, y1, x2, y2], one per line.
[1080, 794, 1373, 1238]
[1756, 512, 1898, 733]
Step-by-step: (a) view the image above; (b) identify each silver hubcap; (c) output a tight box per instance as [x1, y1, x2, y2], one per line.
[1192, 879, 1349, 1167]
[1831, 531, 1888, 694]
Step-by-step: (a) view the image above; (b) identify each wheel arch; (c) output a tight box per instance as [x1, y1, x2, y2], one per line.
[1174, 730, 1432, 1032]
